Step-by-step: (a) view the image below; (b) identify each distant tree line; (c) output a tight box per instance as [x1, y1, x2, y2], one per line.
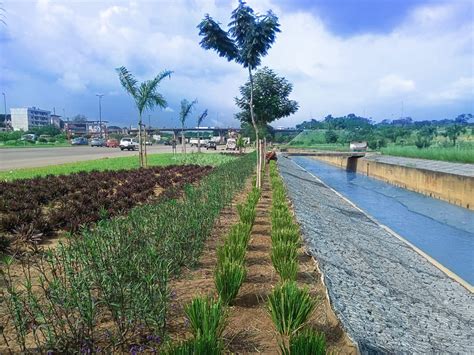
[292, 113, 473, 149]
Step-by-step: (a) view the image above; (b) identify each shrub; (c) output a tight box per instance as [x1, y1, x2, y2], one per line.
[271, 241, 298, 281]
[281, 328, 326, 355]
[214, 261, 246, 305]
[268, 281, 316, 335]
[165, 336, 222, 355]
[184, 296, 226, 341]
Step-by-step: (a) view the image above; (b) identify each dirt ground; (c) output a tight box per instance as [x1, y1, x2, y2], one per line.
[166, 171, 356, 354]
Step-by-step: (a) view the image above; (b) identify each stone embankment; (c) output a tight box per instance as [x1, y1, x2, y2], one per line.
[277, 155, 474, 354]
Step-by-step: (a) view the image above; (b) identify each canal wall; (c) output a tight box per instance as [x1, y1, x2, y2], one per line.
[309, 154, 474, 210]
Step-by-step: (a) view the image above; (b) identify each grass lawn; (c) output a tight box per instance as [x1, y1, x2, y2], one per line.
[282, 143, 350, 151]
[380, 146, 474, 164]
[0, 153, 236, 181]
[0, 143, 71, 149]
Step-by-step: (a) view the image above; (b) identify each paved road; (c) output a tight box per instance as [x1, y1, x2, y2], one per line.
[278, 155, 473, 354]
[0, 145, 226, 170]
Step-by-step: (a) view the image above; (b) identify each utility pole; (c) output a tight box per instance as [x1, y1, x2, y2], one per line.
[2, 92, 7, 130]
[96, 94, 104, 138]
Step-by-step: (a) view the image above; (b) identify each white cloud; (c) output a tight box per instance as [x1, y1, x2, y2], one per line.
[2, 0, 472, 126]
[378, 74, 416, 96]
[164, 106, 174, 112]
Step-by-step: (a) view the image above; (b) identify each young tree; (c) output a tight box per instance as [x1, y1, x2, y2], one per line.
[198, 0, 280, 187]
[445, 124, 466, 146]
[235, 67, 298, 131]
[179, 99, 198, 153]
[116, 66, 172, 167]
[196, 109, 208, 153]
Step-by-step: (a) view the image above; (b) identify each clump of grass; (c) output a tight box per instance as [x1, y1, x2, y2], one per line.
[214, 261, 246, 305]
[271, 241, 298, 281]
[268, 281, 316, 336]
[216, 242, 246, 265]
[165, 336, 222, 355]
[227, 222, 252, 249]
[237, 203, 257, 226]
[280, 328, 326, 355]
[271, 226, 300, 245]
[184, 296, 227, 341]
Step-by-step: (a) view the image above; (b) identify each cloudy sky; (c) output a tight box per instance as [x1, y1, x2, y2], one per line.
[0, 0, 472, 128]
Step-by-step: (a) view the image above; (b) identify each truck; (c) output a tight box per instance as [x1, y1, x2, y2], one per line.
[226, 138, 237, 150]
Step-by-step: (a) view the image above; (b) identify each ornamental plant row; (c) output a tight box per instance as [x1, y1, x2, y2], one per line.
[169, 179, 261, 353]
[268, 160, 326, 354]
[1, 153, 256, 353]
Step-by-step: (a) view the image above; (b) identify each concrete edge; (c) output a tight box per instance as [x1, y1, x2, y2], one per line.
[283, 155, 474, 294]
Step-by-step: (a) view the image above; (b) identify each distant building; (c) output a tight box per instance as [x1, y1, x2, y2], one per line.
[11, 107, 51, 131]
[50, 114, 64, 129]
[65, 120, 108, 137]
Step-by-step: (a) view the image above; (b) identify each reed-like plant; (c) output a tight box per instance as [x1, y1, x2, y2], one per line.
[271, 226, 300, 246]
[165, 336, 223, 355]
[271, 241, 298, 281]
[214, 261, 246, 305]
[227, 222, 252, 249]
[237, 203, 257, 226]
[217, 242, 246, 266]
[268, 281, 316, 336]
[280, 328, 326, 355]
[184, 296, 227, 341]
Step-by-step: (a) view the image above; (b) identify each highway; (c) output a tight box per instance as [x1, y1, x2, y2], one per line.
[0, 145, 226, 171]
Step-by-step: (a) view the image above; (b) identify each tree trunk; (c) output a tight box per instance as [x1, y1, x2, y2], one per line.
[181, 126, 186, 154]
[197, 132, 201, 153]
[143, 127, 148, 167]
[248, 67, 261, 188]
[138, 113, 143, 167]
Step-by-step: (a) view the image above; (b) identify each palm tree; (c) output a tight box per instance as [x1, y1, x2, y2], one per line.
[179, 99, 198, 154]
[196, 109, 208, 153]
[116, 66, 172, 167]
[197, 0, 280, 187]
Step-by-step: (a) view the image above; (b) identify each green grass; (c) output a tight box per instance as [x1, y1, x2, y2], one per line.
[0, 153, 236, 181]
[0, 142, 71, 149]
[381, 145, 474, 164]
[283, 143, 350, 151]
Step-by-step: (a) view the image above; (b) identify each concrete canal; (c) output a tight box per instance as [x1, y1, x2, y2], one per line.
[291, 156, 474, 285]
[277, 155, 473, 353]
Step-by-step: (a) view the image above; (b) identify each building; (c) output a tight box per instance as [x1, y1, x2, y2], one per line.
[65, 120, 108, 137]
[10, 107, 51, 131]
[50, 114, 64, 129]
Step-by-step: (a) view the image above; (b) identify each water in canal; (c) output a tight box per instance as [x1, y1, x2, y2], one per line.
[291, 156, 474, 285]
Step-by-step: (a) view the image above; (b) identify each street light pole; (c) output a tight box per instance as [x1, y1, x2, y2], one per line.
[96, 94, 104, 138]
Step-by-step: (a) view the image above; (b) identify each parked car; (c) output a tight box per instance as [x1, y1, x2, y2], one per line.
[71, 137, 89, 145]
[90, 138, 106, 147]
[226, 138, 237, 150]
[119, 138, 139, 151]
[145, 140, 153, 146]
[163, 140, 172, 146]
[206, 141, 217, 150]
[106, 139, 119, 148]
[190, 138, 208, 147]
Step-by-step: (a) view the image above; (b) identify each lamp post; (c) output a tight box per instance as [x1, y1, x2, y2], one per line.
[96, 93, 104, 137]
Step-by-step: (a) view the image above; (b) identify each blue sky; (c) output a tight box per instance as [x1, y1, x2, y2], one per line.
[0, 0, 473, 128]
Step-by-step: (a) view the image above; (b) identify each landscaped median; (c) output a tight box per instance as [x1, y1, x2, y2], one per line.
[0, 153, 255, 353]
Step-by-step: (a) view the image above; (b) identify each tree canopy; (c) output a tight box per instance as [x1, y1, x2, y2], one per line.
[235, 67, 298, 129]
[197, 1, 280, 70]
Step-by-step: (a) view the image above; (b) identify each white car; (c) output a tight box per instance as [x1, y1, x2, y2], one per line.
[119, 138, 139, 151]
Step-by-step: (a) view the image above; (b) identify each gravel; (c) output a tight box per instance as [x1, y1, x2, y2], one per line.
[278, 155, 474, 354]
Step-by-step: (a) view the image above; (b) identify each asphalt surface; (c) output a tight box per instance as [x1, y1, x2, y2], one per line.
[0, 145, 226, 170]
[278, 155, 474, 354]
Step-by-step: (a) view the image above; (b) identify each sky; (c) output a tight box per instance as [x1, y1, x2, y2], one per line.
[0, 0, 473, 128]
